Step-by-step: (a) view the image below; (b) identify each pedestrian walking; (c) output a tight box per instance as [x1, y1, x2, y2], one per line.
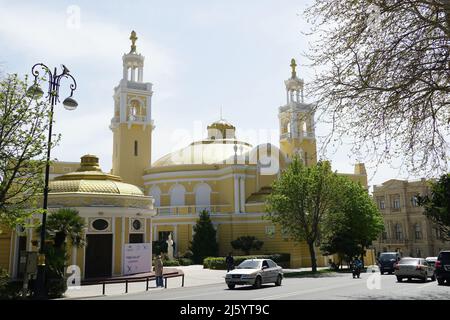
[154, 255, 164, 288]
[226, 252, 235, 272]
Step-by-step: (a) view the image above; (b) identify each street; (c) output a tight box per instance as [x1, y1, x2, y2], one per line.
[85, 272, 450, 300]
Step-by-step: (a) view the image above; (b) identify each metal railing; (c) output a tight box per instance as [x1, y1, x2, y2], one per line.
[156, 205, 233, 215]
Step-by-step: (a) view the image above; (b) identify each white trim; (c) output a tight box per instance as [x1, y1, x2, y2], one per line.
[143, 165, 256, 180]
[121, 216, 125, 274]
[234, 176, 239, 213]
[240, 177, 246, 213]
[152, 219, 269, 226]
[111, 218, 115, 275]
[144, 173, 255, 186]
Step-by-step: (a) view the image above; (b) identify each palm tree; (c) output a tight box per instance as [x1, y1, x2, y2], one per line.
[42, 208, 86, 249]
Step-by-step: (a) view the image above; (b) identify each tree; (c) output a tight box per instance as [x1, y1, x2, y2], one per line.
[189, 210, 219, 264]
[304, 1, 450, 175]
[419, 174, 450, 241]
[36, 208, 85, 298]
[321, 176, 384, 267]
[266, 157, 338, 272]
[230, 236, 264, 255]
[0, 73, 53, 229]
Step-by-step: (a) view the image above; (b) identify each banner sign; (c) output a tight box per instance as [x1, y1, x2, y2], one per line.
[123, 243, 152, 275]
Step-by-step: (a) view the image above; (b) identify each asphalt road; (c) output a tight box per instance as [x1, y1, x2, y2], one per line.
[86, 272, 450, 300]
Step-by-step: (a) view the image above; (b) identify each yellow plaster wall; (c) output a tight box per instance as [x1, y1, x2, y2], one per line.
[0, 229, 12, 272]
[112, 123, 152, 187]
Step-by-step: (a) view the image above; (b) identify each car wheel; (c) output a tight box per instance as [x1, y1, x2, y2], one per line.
[227, 284, 235, 290]
[437, 278, 445, 285]
[396, 276, 403, 282]
[275, 275, 282, 286]
[253, 276, 262, 289]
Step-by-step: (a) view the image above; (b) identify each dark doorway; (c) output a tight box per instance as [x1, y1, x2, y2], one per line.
[85, 234, 113, 279]
[129, 233, 144, 243]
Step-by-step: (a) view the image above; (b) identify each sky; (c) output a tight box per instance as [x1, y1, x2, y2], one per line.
[0, 0, 423, 190]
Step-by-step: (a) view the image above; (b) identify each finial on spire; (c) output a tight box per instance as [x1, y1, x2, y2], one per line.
[130, 30, 138, 53]
[290, 58, 297, 79]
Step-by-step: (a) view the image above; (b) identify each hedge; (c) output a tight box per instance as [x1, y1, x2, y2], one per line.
[178, 258, 194, 266]
[163, 259, 180, 266]
[203, 253, 290, 270]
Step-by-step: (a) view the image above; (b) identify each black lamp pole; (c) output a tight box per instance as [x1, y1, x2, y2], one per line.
[28, 63, 78, 299]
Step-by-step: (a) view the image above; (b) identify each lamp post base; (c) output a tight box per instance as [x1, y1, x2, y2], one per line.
[33, 264, 48, 300]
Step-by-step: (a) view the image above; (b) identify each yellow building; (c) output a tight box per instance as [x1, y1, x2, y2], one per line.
[373, 179, 449, 258]
[0, 32, 371, 275]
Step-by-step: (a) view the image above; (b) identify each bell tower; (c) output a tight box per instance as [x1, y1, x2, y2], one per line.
[110, 31, 154, 187]
[278, 58, 317, 166]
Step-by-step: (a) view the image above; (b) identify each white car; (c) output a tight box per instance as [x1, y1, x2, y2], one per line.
[225, 258, 283, 289]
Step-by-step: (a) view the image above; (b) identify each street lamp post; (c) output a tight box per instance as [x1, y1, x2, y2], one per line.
[27, 63, 78, 298]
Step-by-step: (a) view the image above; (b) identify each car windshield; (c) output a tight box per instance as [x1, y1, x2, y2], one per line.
[399, 258, 419, 265]
[380, 254, 397, 261]
[438, 252, 450, 263]
[237, 260, 261, 269]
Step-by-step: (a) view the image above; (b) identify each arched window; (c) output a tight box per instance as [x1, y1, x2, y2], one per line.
[170, 184, 186, 211]
[149, 186, 161, 207]
[195, 183, 211, 212]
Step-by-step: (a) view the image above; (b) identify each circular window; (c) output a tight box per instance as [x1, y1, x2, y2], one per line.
[132, 219, 141, 231]
[92, 219, 109, 231]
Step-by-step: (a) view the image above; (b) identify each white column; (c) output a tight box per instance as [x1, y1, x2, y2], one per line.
[138, 67, 143, 82]
[234, 176, 239, 213]
[286, 90, 289, 104]
[146, 94, 152, 122]
[131, 67, 136, 82]
[153, 225, 157, 241]
[240, 177, 245, 213]
[120, 92, 126, 122]
[296, 90, 300, 102]
[121, 217, 125, 275]
[72, 246, 77, 266]
[123, 65, 128, 80]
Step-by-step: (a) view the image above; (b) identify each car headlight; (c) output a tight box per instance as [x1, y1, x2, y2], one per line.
[225, 274, 231, 279]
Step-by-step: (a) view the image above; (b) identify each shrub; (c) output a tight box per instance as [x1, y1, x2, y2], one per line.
[163, 259, 180, 267]
[203, 254, 290, 269]
[0, 269, 24, 300]
[182, 250, 194, 259]
[178, 258, 194, 266]
[230, 236, 264, 255]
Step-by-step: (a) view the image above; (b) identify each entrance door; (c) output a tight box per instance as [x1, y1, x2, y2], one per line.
[85, 234, 113, 279]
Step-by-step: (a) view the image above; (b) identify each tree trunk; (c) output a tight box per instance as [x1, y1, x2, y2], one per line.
[308, 241, 317, 273]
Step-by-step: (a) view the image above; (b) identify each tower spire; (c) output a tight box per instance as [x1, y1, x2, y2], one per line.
[130, 30, 138, 53]
[290, 58, 297, 79]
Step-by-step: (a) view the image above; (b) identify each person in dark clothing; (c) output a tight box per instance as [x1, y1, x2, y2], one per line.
[226, 252, 235, 272]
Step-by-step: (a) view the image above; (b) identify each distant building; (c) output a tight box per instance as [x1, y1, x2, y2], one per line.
[373, 179, 449, 258]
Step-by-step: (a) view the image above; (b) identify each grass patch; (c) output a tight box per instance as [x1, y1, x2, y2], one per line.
[283, 269, 336, 278]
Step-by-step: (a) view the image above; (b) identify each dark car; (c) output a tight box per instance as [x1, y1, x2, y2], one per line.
[378, 252, 401, 274]
[435, 250, 450, 285]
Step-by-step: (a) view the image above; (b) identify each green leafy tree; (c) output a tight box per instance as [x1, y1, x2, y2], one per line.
[36, 208, 85, 298]
[189, 210, 219, 264]
[0, 73, 53, 229]
[419, 174, 450, 241]
[321, 176, 384, 267]
[230, 236, 264, 255]
[305, 1, 450, 175]
[266, 157, 339, 272]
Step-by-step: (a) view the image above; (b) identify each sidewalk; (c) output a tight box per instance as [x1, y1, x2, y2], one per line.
[63, 265, 227, 299]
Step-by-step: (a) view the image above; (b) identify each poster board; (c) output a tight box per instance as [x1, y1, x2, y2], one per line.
[122, 243, 152, 275]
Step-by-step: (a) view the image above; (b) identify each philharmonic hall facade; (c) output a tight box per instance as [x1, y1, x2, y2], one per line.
[0, 32, 370, 279]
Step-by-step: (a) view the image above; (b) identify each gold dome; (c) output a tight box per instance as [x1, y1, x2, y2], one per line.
[50, 155, 144, 196]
